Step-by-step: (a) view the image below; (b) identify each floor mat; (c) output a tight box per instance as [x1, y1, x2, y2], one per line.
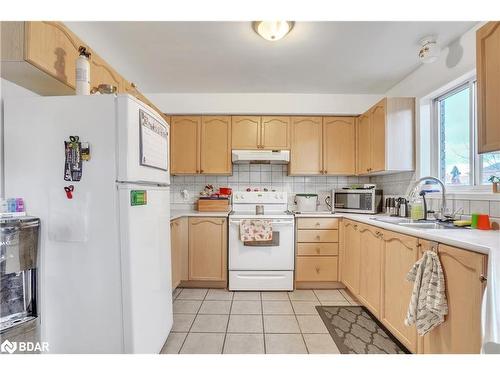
[316, 305, 410, 354]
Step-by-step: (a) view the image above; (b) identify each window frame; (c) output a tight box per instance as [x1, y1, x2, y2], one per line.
[431, 77, 491, 193]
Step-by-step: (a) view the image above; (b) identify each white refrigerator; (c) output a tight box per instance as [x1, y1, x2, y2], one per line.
[4, 94, 172, 353]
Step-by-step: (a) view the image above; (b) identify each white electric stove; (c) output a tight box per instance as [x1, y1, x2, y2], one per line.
[228, 191, 295, 291]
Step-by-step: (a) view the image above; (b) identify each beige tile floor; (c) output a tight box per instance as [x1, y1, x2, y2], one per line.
[161, 288, 361, 354]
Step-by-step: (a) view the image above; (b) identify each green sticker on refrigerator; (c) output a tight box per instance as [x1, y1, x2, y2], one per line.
[130, 190, 147, 206]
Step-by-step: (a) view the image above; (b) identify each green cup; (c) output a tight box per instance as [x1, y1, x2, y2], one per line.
[471, 213, 480, 229]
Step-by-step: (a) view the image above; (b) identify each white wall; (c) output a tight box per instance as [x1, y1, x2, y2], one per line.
[0, 78, 39, 196]
[145, 93, 383, 115]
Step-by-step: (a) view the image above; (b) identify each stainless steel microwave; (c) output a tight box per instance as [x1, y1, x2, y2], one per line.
[333, 189, 383, 214]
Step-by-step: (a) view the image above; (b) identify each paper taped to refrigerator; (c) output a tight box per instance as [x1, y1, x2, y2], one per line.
[139, 109, 168, 171]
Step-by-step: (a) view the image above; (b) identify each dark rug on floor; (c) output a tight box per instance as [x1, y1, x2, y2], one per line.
[316, 305, 410, 354]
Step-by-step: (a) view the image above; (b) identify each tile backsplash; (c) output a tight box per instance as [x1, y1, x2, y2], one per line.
[171, 167, 500, 219]
[371, 172, 500, 219]
[171, 164, 369, 211]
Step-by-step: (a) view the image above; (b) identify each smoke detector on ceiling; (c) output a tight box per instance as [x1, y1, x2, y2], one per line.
[418, 36, 440, 64]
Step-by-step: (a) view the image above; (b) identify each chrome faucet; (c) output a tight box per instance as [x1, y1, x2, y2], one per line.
[407, 176, 447, 221]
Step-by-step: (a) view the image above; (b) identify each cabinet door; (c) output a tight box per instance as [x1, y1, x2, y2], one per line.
[370, 99, 386, 172]
[358, 224, 383, 317]
[25, 21, 82, 88]
[231, 116, 260, 149]
[170, 116, 201, 174]
[477, 22, 500, 153]
[200, 116, 232, 175]
[188, 218, 227, 281]
[170, 219, 181, 289]
[323, 117, 356, 175]
[420, 243, 486, 354]
[89, 54, 124, 92]
[341, 220, 360, 295]
[289, 117, 323, 175]
[381, 231, 418, 353]
[261, 116, 290, 150]
[357, 113, 371, 174]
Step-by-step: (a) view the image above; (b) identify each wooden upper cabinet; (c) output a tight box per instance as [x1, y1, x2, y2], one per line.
[232, 116, 261, 149]
[357, 113, 372, 174]
[341, 220, 361, 295]
[356, 97, 414, 175]
[419, 243, 486, 354]
[323, 117, 356, 175]
[370, 99, 386, 172]
[24, 21, 80, 88]
[200, 116, 232, 175]
[261, 116, 290, 149]
[358, 224, 383, 318]
[188, 217, 227, 282]
[231, 116, 289, 150]
[381, 231, 419, 353]
[170, 116, 201, 174]
[477, 22, 500, 153]
[89, 54, 124, 92]
[289, 117, 323, 175]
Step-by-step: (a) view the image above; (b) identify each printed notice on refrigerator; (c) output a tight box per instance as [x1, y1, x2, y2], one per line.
[139, 109, 168, 171]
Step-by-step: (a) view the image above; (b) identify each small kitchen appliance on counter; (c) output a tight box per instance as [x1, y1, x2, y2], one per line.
[333, 186, 383, 214]
[295, 194, 318, 212]
[229, 191, 294, 291]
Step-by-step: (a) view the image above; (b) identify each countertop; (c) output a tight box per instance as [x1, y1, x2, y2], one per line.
[169, 208, 500, 351]
[170, 209, 230, 220]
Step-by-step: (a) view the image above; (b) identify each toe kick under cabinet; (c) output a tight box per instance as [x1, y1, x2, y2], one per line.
[295, 218, 340, 288]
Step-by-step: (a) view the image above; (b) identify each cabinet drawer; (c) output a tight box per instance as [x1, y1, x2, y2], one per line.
[297, 218, 339, 229]
[296, 257, 338, 282]
[297, 229, 338, 243]
[297, 243, 339, 256]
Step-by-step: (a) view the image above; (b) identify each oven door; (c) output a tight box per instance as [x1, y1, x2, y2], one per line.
[228, 218, 295, 270]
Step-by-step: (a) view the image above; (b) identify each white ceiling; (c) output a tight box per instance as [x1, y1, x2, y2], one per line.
[65, 21, 476, 94]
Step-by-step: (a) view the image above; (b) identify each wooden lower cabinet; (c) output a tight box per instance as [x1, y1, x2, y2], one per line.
[188, 217, 227, 282]
[295, 218, 339, 287]
[418, 242, 486, 354]
[381, 230, 419, 353]
[339, 220, 487, 354]
[340, 219, 360, 295]
[357, 224, 383, 318]
[170, 217, 188, 289]
[296, 257, 338, 282]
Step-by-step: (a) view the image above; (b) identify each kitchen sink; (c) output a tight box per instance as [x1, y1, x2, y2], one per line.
[371, 217, 465, 230]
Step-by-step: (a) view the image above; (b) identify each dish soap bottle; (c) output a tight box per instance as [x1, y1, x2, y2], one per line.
[76, 46, 91, 95]
[410, 196, 425, 220]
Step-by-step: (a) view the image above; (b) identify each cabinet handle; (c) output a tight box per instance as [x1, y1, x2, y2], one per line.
[315, 222, 321, 227]
[480, 275, 487, 283]
[324, 170, 327, 174]
[316, 235, 321, 240]
[315, 266, 320, 273]
[200, 169, 204, 173]
[316, 247, 321, 254]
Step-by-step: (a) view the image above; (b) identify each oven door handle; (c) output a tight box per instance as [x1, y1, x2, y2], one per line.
[229, 220, 294, 226]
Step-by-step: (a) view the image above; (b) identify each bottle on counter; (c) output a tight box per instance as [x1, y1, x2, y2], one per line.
[15, 198, 25, 212]
[410, 197, 425, 220]
[0, 199, 7, 213]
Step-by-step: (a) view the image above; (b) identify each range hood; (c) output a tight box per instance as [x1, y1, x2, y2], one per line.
[231, 150, 290, 164]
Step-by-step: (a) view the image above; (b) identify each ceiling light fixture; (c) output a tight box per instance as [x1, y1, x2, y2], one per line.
[418, 36, 440, 64]
[253, 21, 294, 41]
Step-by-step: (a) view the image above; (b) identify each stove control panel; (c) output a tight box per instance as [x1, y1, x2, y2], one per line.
[232, 191, 287, 204]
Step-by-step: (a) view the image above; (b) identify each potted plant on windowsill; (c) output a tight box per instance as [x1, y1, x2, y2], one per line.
[488, 176, 500, 193]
